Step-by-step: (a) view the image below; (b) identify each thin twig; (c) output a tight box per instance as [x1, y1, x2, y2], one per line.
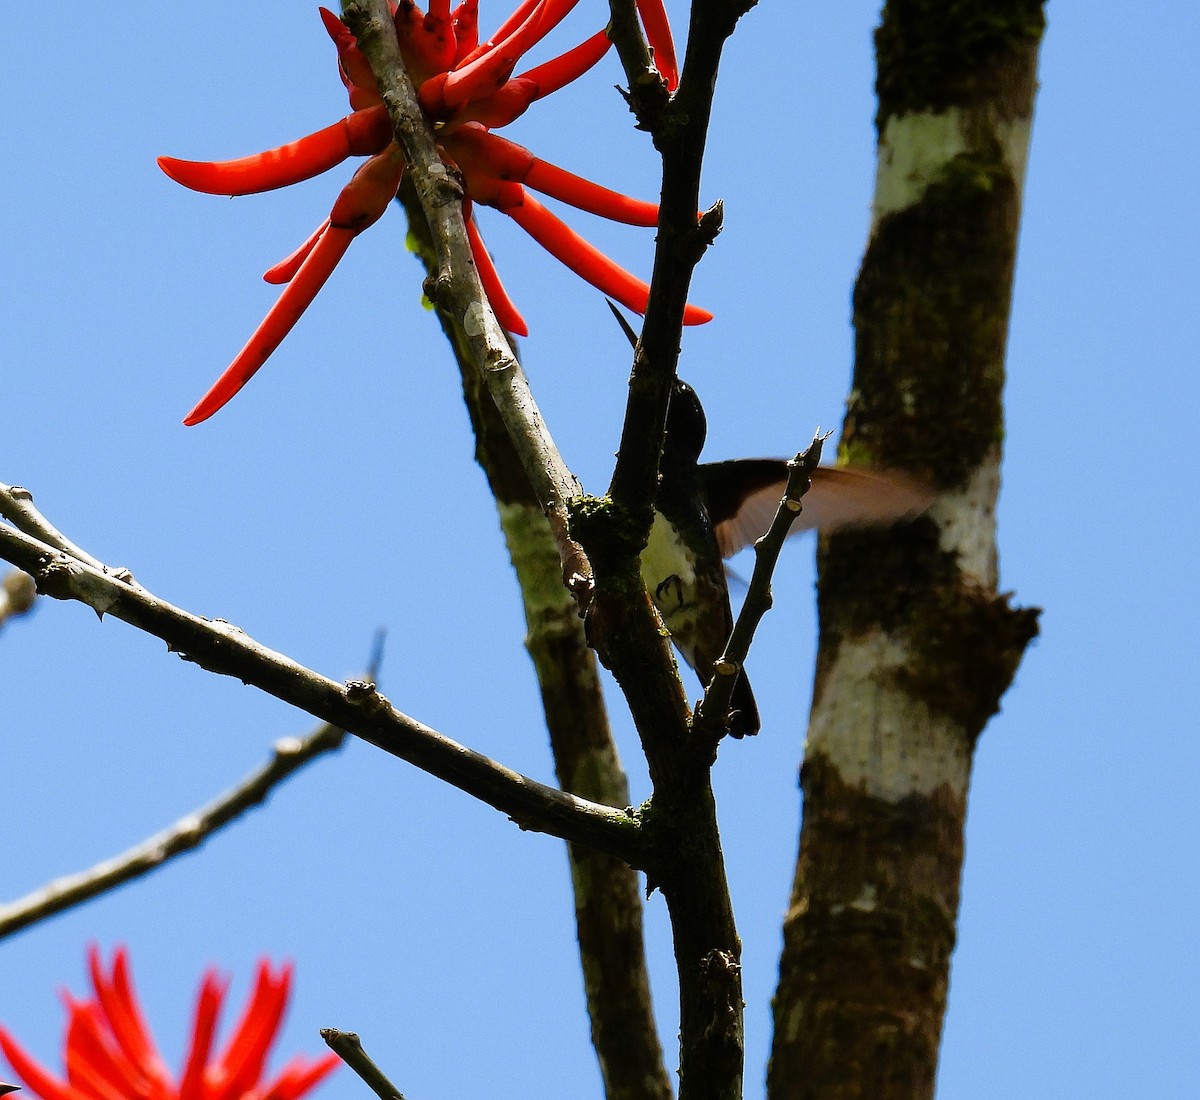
[0, 484, 113, 574]
[0, 633, 383, 940]
[0, 485, 643, 865]
[595, 8, 759, 1096]
[694, 433, 826, 735]
[0, 719, 349, 941]
[339, 0, 592, 603]
[606, 0, 751, 518]
[321, 1030, 408, 1100]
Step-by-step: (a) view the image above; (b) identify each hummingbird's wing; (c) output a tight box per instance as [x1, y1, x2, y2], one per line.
[700, 460, 934, 559]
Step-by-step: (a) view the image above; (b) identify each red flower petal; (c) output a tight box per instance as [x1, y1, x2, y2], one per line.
[451, 0, 480, 61]
[504, 192, 712, 324]
[516, 28, 612, 101]
[185, 148, 401, 423]
[184, 224, 356, 425]
[157, 107, 391, 197]
[259, 1055, 341, 1100]
[208, 963, 291, 1100]
[523, 157, 658, 225]
[263, 220, 332, 286]
[90, 948, 173, 1093]
[451, 76, 538, 128]
[437, 0, 580, 111]
[452, 28, 609, 129]
[328, 148, 406, 232]
[395, 0, 457, 82]
[178, 970, 229, 1100]
[318, 8, 381, 107]
[63, 998, 146, 1100]
[486, 0, 544, 47]
[447, 127, 659, 226]
[0, 1026, 91, 1100]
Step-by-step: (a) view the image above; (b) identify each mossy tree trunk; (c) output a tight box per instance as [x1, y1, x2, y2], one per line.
[769, 4, 1046, 1097]
[398, 183, 672, 1100]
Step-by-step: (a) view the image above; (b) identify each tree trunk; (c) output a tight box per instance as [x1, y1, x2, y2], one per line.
[770, 4, 1046, 1096]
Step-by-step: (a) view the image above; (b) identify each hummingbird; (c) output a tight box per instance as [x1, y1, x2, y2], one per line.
[642, 377, 931, 737]
[1, 1085, 20, 1097]
[607, 303, 930, 736]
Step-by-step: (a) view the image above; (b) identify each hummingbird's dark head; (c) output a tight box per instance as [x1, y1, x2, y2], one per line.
[664, 379, 707, 468]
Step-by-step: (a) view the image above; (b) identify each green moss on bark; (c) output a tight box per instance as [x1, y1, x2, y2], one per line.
[846, 146, 1018, 487]
[567, 493, 650, 583]
[816, 522, 1040, 737]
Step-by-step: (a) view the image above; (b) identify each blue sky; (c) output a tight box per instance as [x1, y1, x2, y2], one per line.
[2, 3, 1197, 1098]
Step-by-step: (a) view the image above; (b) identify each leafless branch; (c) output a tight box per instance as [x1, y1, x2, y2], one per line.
[0, 484, 111, 573]
[606, 0, 752, 517]
[605, 0, 670, 129]
[0, 484, 643, 866]
[0, 719, 348, 941]
[401, 196, 671, 1100]
[556, 6, 758, 1095]
[695, 433, 826, 735]
[321, 1030, 408, 1100]
[338, 0, 592, 603]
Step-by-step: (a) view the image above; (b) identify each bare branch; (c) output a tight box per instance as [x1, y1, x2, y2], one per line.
[695, 432, 827, 735]
[580, 8, 759, 1095]
[606, 0, 670, 129]
[607, 1, 752, 517]
[321, 1030, 408, 1100]
[0, 485, 643, 866]
[401, 193, 671, 1099]
[0, 719, 347, 942]
[338, 0, 592, 603]
[0, 484, 111, 573]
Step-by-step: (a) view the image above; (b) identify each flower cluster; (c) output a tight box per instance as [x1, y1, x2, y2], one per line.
[0, 947, 338, 1100]
[160, 0, 709, 425]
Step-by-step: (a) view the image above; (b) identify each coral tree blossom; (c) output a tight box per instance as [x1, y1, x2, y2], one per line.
[0, 947, 338, 1100]
[159, 0, 709, 425]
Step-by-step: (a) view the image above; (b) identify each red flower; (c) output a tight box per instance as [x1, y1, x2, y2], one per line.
[160, 0, 709, 425]
[0, 947, 338, 1100]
